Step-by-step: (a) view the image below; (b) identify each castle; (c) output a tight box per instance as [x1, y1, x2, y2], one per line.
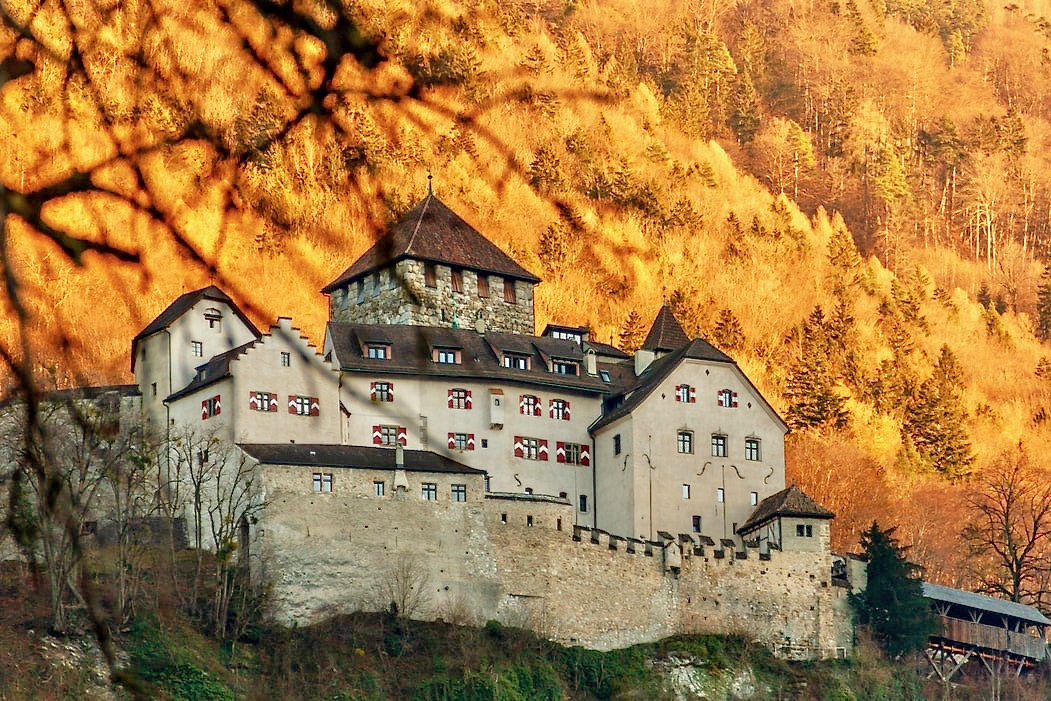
[129, 192, 853, 657]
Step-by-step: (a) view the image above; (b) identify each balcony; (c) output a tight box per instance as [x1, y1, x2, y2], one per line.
[935, 615, 1047, 661]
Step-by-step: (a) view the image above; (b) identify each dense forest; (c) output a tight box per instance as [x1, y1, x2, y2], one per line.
[6, 0, 1051, 605]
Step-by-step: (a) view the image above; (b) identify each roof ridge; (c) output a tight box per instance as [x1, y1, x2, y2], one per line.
[404, 192, 433, 256]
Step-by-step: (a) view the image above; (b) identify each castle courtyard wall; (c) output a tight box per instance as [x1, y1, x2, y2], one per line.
[258, 466, 852, 657]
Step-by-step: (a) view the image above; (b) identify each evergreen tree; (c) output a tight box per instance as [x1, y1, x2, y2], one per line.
[784, 308, 850, 432]
[1036, 265, 1051, 342]
[618, 309, 646, 353]
[851, 522, 936, 657]
[902, 345, 973, 479]
[712, 308, 745, 352]
[729, 69, 760, 144]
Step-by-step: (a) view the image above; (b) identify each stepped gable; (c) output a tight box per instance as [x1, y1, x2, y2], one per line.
[641, 304, 690, 353]
[326, 323, 608, 393]
[589, 338, 736, 432]
[736, 484, 834, 535]
[322, 194, 540, 293]
[239, 443, 484, 474]
[131, 285, 261, 370]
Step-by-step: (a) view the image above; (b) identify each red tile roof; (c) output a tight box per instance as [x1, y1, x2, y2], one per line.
[322, 194, 539, 293]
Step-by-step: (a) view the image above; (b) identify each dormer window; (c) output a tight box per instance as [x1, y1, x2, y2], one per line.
[550, 329, 583, 345]
[204, 308, 222, 332]
[502, 353, 530, 370]
[433, 347, 461, 364]
[551, 359, 578, 376]
[599, 369, 611, 383]
[366, 344, 390, 360]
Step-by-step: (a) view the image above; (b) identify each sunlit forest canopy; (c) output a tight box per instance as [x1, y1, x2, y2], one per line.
[7, 0, 1051, 599]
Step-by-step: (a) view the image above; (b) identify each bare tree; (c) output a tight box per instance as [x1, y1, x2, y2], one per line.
[0, 388, 144, 633]
[163, 426, 263, 638]
[962, 445, 1051, 608]
[377, 557, 433, 621]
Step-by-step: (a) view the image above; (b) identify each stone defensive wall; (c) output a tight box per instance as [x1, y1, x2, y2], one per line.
[256, 466, 852, 658]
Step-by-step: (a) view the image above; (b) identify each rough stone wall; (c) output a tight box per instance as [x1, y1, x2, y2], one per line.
[328, 260, 535, 334]
[260, 467, 852, 658]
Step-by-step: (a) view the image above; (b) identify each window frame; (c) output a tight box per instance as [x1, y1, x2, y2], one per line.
[424, 263, 437, 288]
[451, 268, 464, 293]
[550, 398, 569, 420]
[290, 395, 315, 416]
[372, 382, 392, 402]
[745, 437, 761, 461]
[520, 437, 540, 460]
[502, 353, 530, 370]
[366, 344, 390, 360]
[477, 275, 490, 298]
[578, 494, 588, 513]
[280, 351, 291, 367]
[676, 384, 691, 402]
[422, 482, 438, 501]
[613, 434, 622, 455]
[677, 430, 694, 454]
[434, 347, 461, 364]
[564, 442, 582, 465]
[451, 484, 467, 502]
[503, 279, 516, 303]
[312, 472, 333, 493]
[711, 434, 728, 457]
[379, 425, 399, 446]
[374, 480, 386, 496]
[191, 340, 203, 357]
[449, 388, 470, 410]
[451, 432, 469, 451]
[717, 487, 725, 503]
[692, 515, 701, 533]
[750, 491, 759, 506]
[796, 524, 813, 537]
[551, 359, 578, 376]
[682, 484, 691, 499]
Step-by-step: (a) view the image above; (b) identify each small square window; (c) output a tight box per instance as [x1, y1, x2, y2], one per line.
[449, 388, 470, 409]
[372, 382, 392, 402]
[676, 384, 692, 402]
[379, 425, 399, 446]
[692, 515, 701, 533]
[191, 341, 203, 357]
[280, 352, 291, 367]
[451, 433, 468, 450]
[599, 370, 611, 383]
[682, 484, 691, 499]
[520, 437, 540, 460]
[745, 438, 761, 461]
[451, 484, 467, 502]
[422, 482, 437, 501]
[374, 480, 386, 496]
[796, 524, 814, 537]
[711, 434, 728, 457]
[481, 439, 489, 449]
[312, 473, 333, 493]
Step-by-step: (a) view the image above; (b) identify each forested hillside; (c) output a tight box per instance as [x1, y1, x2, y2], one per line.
[6, 0, 1051, 599]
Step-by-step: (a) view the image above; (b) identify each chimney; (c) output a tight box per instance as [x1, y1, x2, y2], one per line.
[395, 443, 404, 469]
[634, 349, 656, 376]
[584, 349, 597, 376]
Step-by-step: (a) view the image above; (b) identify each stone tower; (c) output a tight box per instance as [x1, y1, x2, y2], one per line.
[322, 194, 539, 335]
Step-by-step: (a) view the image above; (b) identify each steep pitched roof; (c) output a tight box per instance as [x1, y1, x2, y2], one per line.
[641, 304, 690, 353]
[322, 194, 540, 293]
[130, 286, 261, 371]
[737, 485, 834, 535]
[589, 338, 741, 432]
[239, 443, 484, 475]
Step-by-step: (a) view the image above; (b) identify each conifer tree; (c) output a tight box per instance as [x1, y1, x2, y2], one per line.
[712, 308, 745, 352]
[1036, 265, 1051, 342]
[729, 69, 760, 144]
[902, 345, 973, 479]
[618, 310, 646, 353]
[784, 308, 849, 432]
[851, 522, 936, 657]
